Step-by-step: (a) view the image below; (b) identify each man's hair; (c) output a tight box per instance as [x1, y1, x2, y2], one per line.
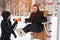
[1, 11, 11, 19]
[33, 4, 39, 11]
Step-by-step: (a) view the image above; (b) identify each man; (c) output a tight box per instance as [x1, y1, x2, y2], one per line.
[16, 4, 47, 37]
[1, 11, 18, 40]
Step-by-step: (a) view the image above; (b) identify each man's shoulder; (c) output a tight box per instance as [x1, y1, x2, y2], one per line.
[39, 11, 44, 13]
[1, 20, 7, 23]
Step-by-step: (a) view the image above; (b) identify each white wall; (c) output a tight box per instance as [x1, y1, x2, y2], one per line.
[50, 16, 58, 40]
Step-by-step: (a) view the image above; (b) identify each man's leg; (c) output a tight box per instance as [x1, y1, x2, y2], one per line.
[23, 24, 32, 33]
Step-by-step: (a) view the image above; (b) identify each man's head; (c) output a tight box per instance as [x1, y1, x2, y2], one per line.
[32, 4, 39, 13]
[2, 11, 11, 20]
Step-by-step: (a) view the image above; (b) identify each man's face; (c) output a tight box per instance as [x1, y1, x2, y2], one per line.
[8, 15, 11, 20]
[32, 6, 38, 13]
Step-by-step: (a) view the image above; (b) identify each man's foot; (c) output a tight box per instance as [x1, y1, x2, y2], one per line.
[16, 28, 26, 37]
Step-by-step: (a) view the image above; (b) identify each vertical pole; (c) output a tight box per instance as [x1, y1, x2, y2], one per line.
[57, 1, 60, 40]
[2, 0, 6, 11]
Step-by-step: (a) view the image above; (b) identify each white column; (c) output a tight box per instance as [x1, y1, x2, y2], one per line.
[31, 0, 35, 6]
[57, 0, 60, 40]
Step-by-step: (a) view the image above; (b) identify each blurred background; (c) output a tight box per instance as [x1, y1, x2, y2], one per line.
[0, 0, 60, 40]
